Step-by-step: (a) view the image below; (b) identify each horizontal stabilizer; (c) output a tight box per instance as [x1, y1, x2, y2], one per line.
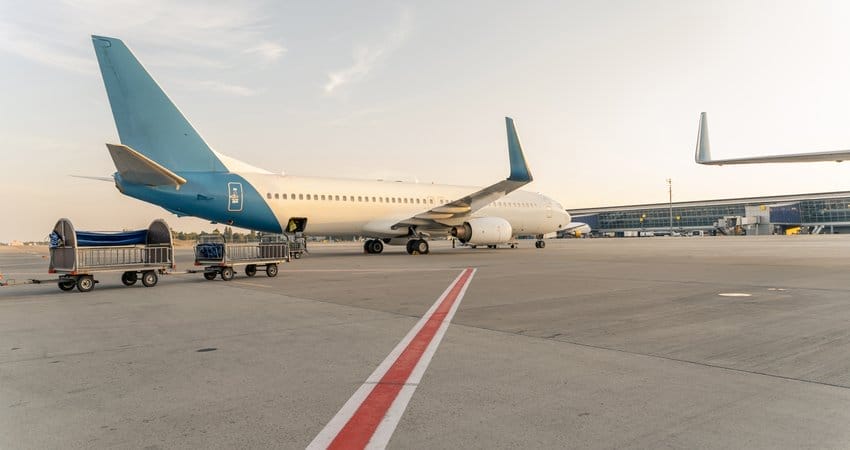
[71, 175, 114, 182]
[107, 143, 187, 188]
[696, 112, 850, 165]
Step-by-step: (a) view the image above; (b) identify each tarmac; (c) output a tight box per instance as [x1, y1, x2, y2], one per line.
[2, 235, 850, 449]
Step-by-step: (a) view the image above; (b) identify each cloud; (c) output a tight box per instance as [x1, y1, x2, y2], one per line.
[244, 41, 287, 63]
[194, 80, 259, 97]
[324, 9, 411, 95]
[0, 0, 286, 82]
[0, 21, 97, 74]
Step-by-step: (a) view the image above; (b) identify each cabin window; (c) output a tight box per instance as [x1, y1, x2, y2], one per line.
[307, 194, 312, 200]
[291, 193, 295, 199]
[342, 195, 347, 201]
[391, 198, 396, 203]
[415, 198, 420, 204]
[266, 193, 272, 199]
[372, 196, 376, 202]
[298, 194, 303, 200]
[281, 193, 287, 200]
[320, 195, 325, 200]
[335, 195, 340, 201]
[379, 197, 383, 203]
[364, 196, 369, 202]
[350, 196, 355, 202]
[274, 193, 279, 199]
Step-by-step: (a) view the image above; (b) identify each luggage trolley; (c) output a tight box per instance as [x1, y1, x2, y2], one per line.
[48, 218, 174, 292]
[194, 233, 290, 281]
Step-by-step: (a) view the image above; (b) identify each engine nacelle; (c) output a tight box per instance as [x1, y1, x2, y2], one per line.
[451, 217, 513, 245]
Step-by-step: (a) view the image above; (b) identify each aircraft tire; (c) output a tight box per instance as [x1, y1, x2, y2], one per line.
[413, 239, 429, 255]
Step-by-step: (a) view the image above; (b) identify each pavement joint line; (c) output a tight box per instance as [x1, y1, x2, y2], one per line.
[216, 276, 464, 324]
[0, 315, 406, 366]
[450, 321, 850, 391]
[284, 268, 460, 273]
[231, 281, 274, 288]
[543, 273, 850, 294]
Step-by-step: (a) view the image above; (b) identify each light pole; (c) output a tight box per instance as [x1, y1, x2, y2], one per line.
[666, 178, 673, 235]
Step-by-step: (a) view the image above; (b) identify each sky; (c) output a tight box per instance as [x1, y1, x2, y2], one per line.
[4, 0, 850, 241]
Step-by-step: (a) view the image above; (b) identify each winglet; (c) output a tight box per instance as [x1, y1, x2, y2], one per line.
[695, 112, 712, 164]
[506, 117, 533, 182]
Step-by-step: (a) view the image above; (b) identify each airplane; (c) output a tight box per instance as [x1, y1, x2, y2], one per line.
[695, 112, 850, 165]
[90, 35, 571, 255]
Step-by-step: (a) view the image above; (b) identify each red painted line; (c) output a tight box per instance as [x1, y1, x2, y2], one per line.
[327, 267, 475, 450]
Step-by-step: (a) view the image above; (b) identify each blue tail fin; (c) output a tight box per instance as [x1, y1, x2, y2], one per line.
[92, 35, 226, 173]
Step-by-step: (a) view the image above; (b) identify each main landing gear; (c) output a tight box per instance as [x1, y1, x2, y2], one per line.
[364, 239, 384, 254]
[406, 239, 429, 255]
[535, 240, 546, 249]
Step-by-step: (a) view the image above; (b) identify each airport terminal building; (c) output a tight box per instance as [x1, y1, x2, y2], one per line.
[569, 191, 850, 236]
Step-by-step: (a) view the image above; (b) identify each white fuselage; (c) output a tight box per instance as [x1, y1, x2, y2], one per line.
[239, 173, 570, 238]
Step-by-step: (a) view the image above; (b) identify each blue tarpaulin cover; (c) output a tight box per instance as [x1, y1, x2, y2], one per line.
[196, 243, 224, 259]
[76, 230, 148, 247]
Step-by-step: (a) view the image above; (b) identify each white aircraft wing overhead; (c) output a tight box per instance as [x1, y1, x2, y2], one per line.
[695, 112, 850, 165]
[392, 117, 533, 231]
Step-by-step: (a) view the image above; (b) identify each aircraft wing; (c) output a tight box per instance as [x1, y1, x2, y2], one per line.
[391, 117, 533, 231]
[695, 112, 850, 165]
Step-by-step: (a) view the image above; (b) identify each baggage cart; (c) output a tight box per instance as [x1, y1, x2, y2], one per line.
[194, 233, 290, 281]
[48, 218, 174, 292]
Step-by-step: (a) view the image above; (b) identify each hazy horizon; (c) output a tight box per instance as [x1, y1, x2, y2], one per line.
[5, 1, 850, 241]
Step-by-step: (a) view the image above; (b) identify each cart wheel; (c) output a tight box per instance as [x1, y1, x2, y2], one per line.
[58, 279, 75, 291]
[266, 263, 278, 278]
[220, 267, 234, 281]
[203, 271, 217, 281]
[293, 252, 301, 259]
[245, 265, 257, 277]
[141, 271, 158, 287]
[121, 271, 138, 286]
[76, 276, 95, 293]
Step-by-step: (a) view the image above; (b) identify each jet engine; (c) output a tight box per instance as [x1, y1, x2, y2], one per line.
[451, 217, 513, 245]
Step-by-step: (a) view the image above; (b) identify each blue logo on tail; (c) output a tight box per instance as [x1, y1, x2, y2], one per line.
[227, 182, 243, 212]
